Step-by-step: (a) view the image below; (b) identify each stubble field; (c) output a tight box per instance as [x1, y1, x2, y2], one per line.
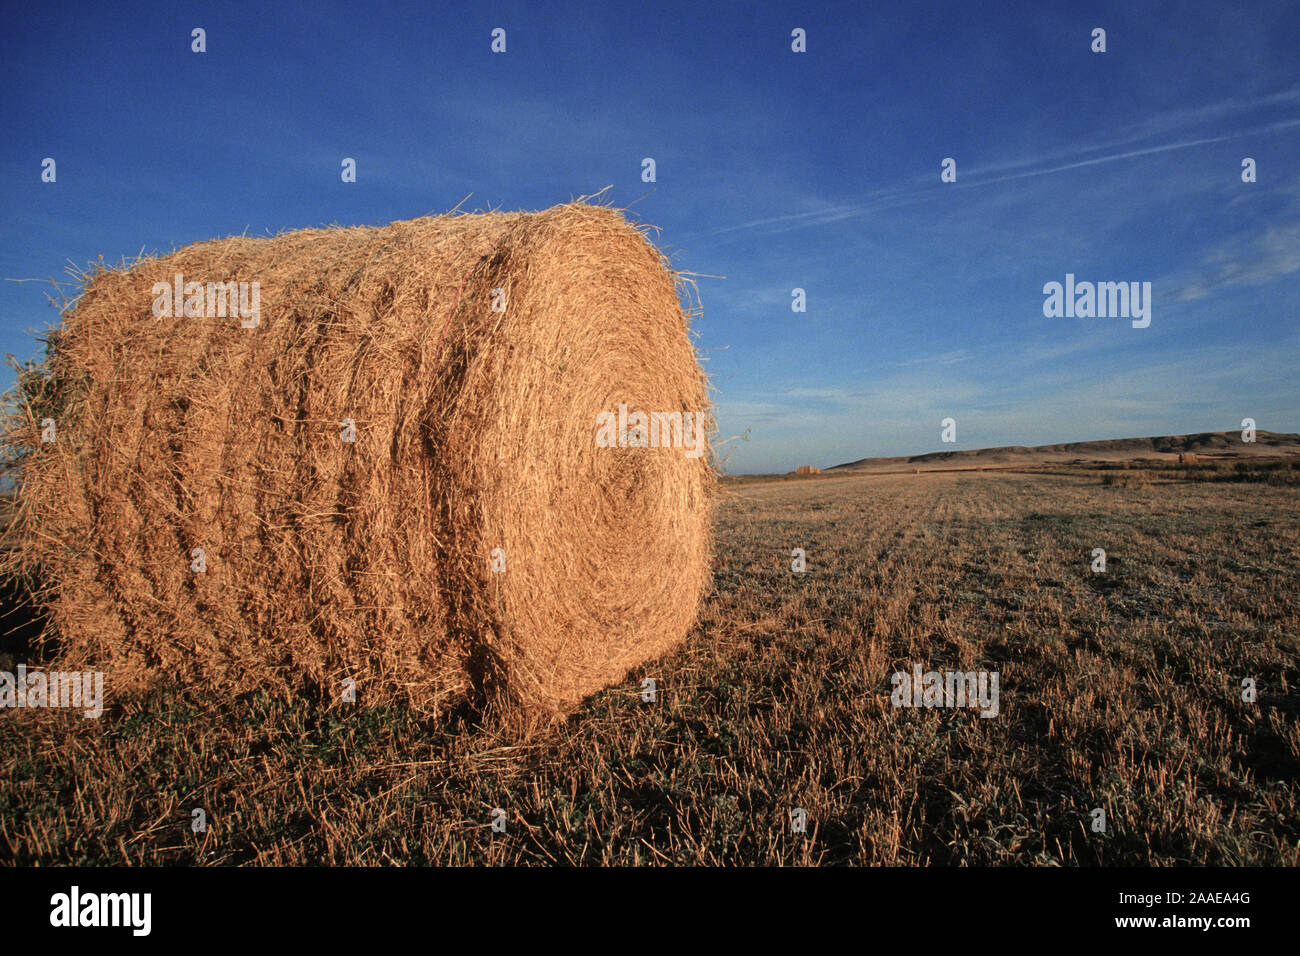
[2, 467, 1297, 865]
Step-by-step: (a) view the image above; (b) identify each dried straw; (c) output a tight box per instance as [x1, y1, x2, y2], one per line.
[1, 202, 714, 716]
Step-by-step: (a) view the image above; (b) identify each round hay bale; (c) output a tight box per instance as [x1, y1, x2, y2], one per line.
[1, 203, 714, 716]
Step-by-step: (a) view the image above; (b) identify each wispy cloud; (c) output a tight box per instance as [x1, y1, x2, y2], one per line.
[689, 91, 1300, 244]
[1168, 219, 1300, 301]
[717, 341, 1300, 469]
[894, 349, 974, 369]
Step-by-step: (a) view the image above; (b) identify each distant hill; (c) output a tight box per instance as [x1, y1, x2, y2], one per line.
[828, 430, 1300, 473]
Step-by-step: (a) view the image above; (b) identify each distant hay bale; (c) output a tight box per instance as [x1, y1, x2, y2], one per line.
[1178, 452, 1198, 464]
[795, 465, 820, 475]
[0, 202, 714, 717]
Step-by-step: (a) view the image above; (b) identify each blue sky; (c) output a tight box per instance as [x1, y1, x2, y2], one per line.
[2, 0, 1297, 473]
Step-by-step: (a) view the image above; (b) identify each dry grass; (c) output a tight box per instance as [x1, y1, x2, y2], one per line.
[1028, 458, 1300, 488]
[1102, 470, 1153, 489]
[0, 202, 713, 718]
[1, 468, 1296, 864]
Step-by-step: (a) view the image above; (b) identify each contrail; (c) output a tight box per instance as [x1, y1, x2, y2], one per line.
[693, 116, 1300, 242]
[952, 117, 1300, 191]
